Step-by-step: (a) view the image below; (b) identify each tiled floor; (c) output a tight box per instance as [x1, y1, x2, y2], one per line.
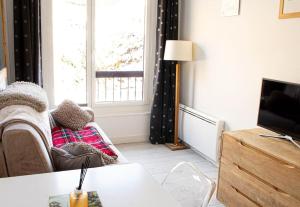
[116, 142, 224, 207]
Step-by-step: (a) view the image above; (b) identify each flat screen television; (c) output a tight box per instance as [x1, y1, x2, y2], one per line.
[258, 79, 300, 141]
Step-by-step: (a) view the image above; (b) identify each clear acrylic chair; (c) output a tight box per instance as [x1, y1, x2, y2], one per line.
[161, 161, 216, 207]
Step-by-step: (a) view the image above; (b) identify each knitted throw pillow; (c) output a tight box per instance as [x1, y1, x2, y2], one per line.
[51, 142, 116, 171]
[51, 100, 92, 130]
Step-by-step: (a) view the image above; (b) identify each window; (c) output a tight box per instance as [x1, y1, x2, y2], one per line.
[52, 0, 146, 105]
[53, 0, 87, 105]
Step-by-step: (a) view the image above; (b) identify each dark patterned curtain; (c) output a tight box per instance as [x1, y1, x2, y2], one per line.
[13, 0, 42, 86]
[149, 0, 178, 144]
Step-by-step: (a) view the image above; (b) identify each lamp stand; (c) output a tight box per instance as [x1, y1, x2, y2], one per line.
[165, 63, 187, 151]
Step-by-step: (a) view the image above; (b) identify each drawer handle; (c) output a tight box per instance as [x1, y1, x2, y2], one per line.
[239, 141, 245, 146]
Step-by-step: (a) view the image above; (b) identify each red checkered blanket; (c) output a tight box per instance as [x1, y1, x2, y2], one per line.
[51, 126, 118, 158]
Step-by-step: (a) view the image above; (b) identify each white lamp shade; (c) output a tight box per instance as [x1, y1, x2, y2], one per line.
[164, 40, 193, 61]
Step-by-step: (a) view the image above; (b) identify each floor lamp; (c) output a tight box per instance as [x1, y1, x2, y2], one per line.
[164, 40, 193, 151]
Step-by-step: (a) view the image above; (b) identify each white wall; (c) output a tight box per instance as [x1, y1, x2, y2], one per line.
[180, 0, 300, 130]
[95, 112, 150, 144]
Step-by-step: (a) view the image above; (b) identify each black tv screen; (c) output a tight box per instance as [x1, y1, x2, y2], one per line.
[258, 79, 300, 141]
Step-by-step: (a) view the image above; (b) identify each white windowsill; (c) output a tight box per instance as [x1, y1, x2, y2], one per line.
[93, 100, 149, 107]
[94, 111, 150, 118]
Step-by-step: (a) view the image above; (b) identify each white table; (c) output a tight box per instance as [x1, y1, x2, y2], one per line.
[0, 163, 180, 207]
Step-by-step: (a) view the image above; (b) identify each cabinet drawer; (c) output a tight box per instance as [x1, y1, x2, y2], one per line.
[217, 177, 258, 207]
[222, 134, 300, 201]
[220, 158, 300, 207]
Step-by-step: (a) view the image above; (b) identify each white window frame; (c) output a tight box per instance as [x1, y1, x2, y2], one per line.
[42, 0, 156, 111]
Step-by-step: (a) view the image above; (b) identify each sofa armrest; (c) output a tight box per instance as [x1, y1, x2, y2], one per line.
[2, 123, 54, 176]
[0, 143, 8, 178]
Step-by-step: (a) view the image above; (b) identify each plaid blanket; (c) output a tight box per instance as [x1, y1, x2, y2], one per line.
[51, 126, 117, 158]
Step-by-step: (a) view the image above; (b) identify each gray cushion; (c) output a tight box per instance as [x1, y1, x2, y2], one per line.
[51, 100, 92, 130]
[51, 142, 116, 171]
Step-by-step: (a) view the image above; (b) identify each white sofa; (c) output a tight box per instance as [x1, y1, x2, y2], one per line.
[0, 108, 127, 178]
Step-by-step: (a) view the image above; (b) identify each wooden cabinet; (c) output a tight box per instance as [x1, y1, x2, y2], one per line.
[217, 128, 300, 207]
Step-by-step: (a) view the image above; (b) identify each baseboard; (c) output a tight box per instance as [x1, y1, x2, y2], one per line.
[111, 134, 149, 144]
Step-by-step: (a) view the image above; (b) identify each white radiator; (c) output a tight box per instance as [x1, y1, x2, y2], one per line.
[179, 104, 225, 165]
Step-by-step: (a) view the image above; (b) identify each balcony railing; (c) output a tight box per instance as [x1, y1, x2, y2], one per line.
[96, 71, 144, 102]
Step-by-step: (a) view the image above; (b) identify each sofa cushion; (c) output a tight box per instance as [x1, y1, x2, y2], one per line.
[108, 144, 128, 164]
[85, 123, 128, 163]
[52, 126, 118, 158]
[85, 122, 112, 145]
[51, 142, 116, 171]
[48, 113, 57, 130]
[51, 100, 92, 130]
